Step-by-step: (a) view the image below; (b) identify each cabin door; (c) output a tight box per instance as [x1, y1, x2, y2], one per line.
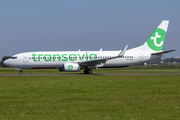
[138, 53, 144, 62]
[23, 54, 29, 63]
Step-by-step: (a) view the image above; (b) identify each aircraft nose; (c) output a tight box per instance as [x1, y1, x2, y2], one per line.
[3, 59, 11, 66]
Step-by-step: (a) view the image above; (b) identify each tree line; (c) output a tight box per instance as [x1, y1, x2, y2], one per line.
[147, 57, 180, 64]
[0, 56, 11, 67]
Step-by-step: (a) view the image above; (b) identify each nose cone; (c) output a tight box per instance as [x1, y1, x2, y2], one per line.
[3, 59, 11, 66]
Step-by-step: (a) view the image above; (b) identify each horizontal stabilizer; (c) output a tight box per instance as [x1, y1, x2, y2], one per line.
[151, 49, 176, 55]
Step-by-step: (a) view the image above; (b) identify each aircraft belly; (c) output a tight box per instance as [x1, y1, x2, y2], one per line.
[27, 61, 63, 69]
[102, 56, 142, 67]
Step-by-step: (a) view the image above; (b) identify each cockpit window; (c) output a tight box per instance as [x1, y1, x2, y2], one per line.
[10, 57, 17, 59]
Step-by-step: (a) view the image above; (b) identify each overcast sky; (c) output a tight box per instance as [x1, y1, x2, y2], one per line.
[0, 0, 179, 59]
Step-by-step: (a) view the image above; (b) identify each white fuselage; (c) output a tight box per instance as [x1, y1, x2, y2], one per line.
[4, 49, 162, 69]
[3, 20, 174, 74]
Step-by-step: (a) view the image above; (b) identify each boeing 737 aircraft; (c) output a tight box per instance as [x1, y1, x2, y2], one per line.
[3, 20, 175, 74]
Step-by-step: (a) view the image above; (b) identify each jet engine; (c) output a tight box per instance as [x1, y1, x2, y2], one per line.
[63, 63, 81, 72]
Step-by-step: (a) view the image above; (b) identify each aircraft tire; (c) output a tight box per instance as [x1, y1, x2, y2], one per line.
[84, 70, 88, 74]
[19, 71, 23, 74]
[84, 69, 92, 74]
[88, 69, 92, 74]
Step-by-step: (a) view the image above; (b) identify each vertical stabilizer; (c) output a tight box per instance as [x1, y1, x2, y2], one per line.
[143, 20, 169, 51]
[132, 20, 169, 52]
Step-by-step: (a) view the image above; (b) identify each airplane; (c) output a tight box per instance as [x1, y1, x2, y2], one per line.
[3, 20, 175, 74]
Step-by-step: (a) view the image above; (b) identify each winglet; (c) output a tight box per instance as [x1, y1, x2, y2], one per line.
[118, 45, 128, 57]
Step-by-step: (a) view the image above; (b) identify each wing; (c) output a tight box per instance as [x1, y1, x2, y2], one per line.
[79, 45, 128, 67]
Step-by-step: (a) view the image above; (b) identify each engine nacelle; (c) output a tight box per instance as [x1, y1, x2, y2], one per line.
[63, 63, 80, 72]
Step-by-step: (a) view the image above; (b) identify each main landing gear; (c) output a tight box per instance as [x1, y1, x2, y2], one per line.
[84, 69, 93, 74]
[19, 71, 23, 74]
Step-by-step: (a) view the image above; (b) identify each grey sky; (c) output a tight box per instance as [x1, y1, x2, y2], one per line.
[0, 1, 179, 59]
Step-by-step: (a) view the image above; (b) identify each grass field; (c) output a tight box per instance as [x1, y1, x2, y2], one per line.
[1, 66, 180, 74]
[0, 75, 180, 120]
[0, 67, 180, 119]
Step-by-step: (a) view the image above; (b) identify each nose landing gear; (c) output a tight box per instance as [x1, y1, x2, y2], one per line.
[19, 71, 23, 74]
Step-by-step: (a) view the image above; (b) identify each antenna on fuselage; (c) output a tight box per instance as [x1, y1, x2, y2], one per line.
[100, 48, 102, 51]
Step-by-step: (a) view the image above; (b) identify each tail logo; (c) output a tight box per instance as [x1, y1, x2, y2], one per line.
[151, 32, 163, 47]
[146, 28, 166, 51]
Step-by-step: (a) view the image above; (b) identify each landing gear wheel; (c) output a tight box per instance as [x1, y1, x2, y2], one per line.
[84, 70, 88, 74]
[84, 69, 92, 74]
[19, 71, 23, 74]
[88, 69, 92, 74]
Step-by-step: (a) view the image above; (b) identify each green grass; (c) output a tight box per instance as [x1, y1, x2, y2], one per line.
[1, 66, 180, 74]
[0, 75, 180, 119]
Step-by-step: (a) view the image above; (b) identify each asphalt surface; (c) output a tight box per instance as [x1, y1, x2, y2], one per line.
[0, 73, 180, 76]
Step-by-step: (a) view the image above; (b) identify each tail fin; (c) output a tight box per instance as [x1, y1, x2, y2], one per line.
[135, 20, 169, 52]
